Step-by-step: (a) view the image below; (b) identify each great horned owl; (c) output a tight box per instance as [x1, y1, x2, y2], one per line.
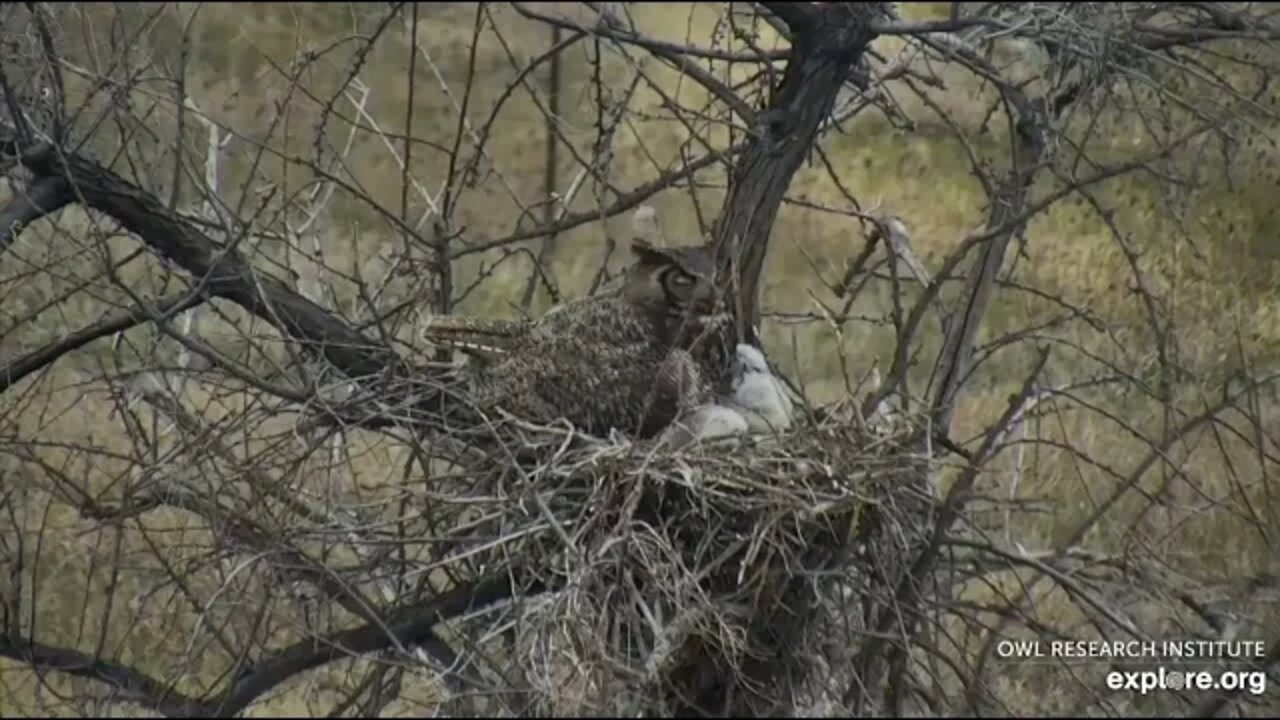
[658, 343, 794, 448]
[425, 238, 732, 439]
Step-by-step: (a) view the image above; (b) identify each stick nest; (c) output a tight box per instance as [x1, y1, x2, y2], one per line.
[452, 407, 936, 716]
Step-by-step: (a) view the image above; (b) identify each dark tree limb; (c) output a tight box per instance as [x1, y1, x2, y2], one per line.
[924, 63, 1049, 436]
[9, 145, 406, 381]
[0, 175, 70, 252]
[0, 633, 207, 717]
[207, 569, 542, 717]
[0, 569, 544, 718]
[759, 2, 823, 34]
[712, 2, 889, 345]
[0, 290, 205, 393]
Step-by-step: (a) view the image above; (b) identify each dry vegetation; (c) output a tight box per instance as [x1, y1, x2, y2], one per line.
[2, 1, 1280, 716]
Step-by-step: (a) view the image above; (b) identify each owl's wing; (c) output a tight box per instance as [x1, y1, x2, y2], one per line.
[626, 347, 712, 438]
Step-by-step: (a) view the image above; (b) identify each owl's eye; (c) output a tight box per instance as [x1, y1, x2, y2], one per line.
[667, 270, 695, 288]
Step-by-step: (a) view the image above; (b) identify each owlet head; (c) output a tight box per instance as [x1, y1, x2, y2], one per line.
[734, 343, 769, 374]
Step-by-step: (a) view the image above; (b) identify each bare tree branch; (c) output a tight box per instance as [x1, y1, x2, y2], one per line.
[713, 2, 889, 344]
[0, 290, 204, 393]
[0, 570, 540, 718]
[0, 175, 69, 251]
[8, 144, 406, 380]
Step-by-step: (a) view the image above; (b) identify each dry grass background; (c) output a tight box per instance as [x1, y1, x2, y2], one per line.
[2, 1, 1279, 716]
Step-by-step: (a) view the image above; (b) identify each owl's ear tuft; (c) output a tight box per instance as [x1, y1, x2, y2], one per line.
[631, 237, 673, 265]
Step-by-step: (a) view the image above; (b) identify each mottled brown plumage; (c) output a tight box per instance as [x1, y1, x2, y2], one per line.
[430, 239, 732, 438]
[421, 315, 530, 363]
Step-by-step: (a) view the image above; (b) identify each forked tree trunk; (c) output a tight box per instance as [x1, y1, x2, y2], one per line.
[712, 3, 886, 346]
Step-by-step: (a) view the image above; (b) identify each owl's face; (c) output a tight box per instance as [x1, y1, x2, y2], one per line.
[623, 238, 720, 319]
